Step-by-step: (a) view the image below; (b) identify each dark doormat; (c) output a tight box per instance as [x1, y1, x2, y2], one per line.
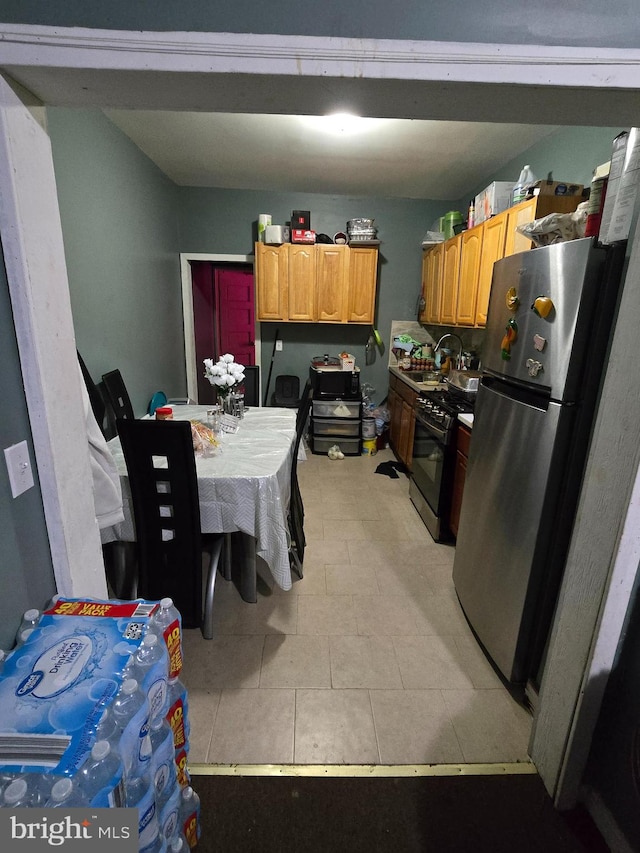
[192, 772, 609, 853]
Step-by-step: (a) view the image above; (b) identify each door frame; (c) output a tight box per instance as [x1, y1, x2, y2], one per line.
[2, 23, 640, 808]
[180, 253, 260, 403]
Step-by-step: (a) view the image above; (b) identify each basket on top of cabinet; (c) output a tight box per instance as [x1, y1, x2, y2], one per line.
[310, 398, 362, 455]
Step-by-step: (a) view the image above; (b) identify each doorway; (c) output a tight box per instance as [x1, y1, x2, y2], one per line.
[180, 253, 260, 404]
[191, 260, 256, 404]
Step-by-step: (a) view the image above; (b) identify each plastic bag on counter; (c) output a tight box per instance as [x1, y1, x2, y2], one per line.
[516, 202, 588, 246]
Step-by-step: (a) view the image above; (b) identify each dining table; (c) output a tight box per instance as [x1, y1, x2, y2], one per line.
[101, 404, 297, 601]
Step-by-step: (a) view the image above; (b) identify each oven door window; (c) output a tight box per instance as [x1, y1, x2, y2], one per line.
[412, 420, 446, 514]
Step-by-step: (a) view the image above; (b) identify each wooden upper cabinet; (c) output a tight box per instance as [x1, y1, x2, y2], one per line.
[345, 246, 377, 324]
[255, 243, 378, 323]
[440, 236, 462, 326]
[475, 215, 506, 326]
[286, 244, 316, 322]
[422, 243, 444, 324]
[456, 228, 483, 326]
[255, 242, 288, 321]
[317, 244, 347, 322]
[503, 195, 581, 258]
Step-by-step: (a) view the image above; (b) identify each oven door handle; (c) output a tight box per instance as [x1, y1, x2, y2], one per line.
[415, 414, 448, 443]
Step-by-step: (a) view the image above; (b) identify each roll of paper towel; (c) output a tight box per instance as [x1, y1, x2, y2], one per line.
[258, 214, 272, 242]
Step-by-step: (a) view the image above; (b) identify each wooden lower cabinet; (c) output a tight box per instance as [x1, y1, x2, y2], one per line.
[388, 373, 417, 469]
[450, 424, 472, 539]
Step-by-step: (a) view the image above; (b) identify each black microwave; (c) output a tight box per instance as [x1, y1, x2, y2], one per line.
[309, 366, 361, 400]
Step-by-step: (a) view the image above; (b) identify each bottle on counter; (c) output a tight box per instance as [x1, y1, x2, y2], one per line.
[512, 165, 537, 205]
[467, 199, 475, 229]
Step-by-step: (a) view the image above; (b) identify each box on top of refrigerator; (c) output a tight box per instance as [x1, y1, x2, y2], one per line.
[474, 181, 514, 224]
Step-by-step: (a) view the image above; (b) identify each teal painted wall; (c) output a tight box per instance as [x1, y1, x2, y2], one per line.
[455, 126, 627, 211]
[47, 108, 187, 416]
[1, 1, 637, 49]
[177, 188, 446, 403]
[0, 251, 56, 649]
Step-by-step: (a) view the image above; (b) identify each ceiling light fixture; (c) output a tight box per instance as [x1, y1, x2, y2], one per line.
[301, 113, 385, 136]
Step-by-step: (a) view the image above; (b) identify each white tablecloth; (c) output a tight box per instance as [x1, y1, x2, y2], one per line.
[101, 405, 296, 591]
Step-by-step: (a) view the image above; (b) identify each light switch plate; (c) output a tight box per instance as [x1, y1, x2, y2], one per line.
[4, 440, 34, 498]
[275, 340, 283, 351]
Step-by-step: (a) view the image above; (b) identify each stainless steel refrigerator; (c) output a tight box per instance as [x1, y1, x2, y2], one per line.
[452, 236, 625, 691]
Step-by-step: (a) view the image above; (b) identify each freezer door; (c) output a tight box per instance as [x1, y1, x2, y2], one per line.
[452, 381, 573, 683]
[483, 238, 606, 401]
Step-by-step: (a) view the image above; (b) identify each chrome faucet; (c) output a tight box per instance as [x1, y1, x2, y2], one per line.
[434, 333, 464, 370]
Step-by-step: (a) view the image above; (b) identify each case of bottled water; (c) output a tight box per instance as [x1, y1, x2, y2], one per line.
[0, 597, 200, 851]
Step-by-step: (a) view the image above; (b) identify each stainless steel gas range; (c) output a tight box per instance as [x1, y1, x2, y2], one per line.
[409, 389, 474, 542]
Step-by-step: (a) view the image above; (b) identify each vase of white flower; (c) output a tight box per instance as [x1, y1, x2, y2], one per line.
[203, 354, 246, 412]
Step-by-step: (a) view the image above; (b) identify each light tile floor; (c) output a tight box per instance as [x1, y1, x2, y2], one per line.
[182, 447, 532, 766]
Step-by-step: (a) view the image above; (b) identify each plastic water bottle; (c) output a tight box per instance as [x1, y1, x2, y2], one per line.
[79, 739, 125, 808]
[16, 608, 40, 639]
[179, 785, 201, 849]
[158, 782, 181, 843]
[152, 598, 183, 679]
[169, 837, 187, 853]
[14, 627, 36, 648]
[112, 678, 152, 776]
[126, 767, 160, 853]
[1, 775, 50, 808]
[95, 704, 119, 744]
[512, 164, 537, 205]
[149, 716, 177, 806]
[127, 633, 169, 722]
[45, 777, 87, 808]
[165, 676, 190, 754]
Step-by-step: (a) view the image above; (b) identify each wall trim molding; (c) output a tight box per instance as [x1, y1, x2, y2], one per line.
[1, 25, 640, 88]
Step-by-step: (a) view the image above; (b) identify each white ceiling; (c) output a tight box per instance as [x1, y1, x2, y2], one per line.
[104, 110, 559, 201]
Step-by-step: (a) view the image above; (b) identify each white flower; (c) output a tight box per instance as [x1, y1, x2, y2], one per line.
[203, 354, 245, 390]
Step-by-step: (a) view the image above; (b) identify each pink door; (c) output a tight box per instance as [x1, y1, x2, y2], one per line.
[192, 263, 255, 404]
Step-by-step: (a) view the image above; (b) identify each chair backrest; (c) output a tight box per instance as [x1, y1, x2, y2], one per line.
[116, 418, 203, 629]
[272, 375, 300, 408]
[241, 365, 260, 407]
[296, 380, 312, 434]
[77, 351, 106, 429]
[102, 369, 135, 422]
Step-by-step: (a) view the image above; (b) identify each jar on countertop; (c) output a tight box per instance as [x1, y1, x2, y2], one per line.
[155, 407, 173, 420]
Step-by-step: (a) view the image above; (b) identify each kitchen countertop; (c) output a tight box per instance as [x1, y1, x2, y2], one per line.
[458, 413, 474, 429]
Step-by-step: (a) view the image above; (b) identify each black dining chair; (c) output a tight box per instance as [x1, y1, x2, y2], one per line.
[102, 369, 135, 422]
[116, 417, 226, 638]
[271, 375, 301, 408]
[288, 381, 312, 578]
[241, 365, 260, 407]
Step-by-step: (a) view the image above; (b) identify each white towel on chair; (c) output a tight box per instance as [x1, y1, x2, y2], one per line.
[79, 363, 124, 529]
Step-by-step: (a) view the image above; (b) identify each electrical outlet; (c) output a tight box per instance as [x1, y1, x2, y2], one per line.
[275, 340, 283, 351]
[4, 440, 34, 498]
